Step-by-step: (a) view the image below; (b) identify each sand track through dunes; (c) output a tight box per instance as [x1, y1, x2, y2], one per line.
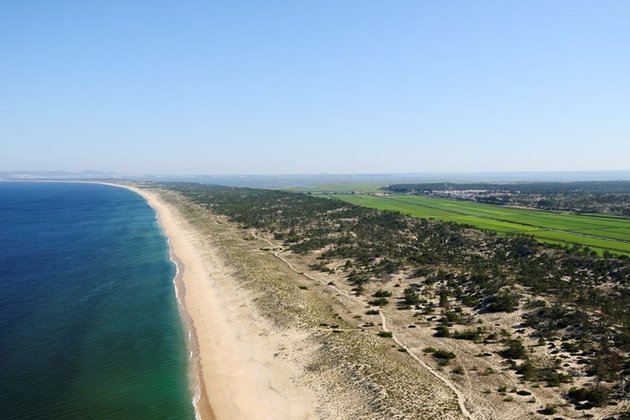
[249, 228, 474, 420]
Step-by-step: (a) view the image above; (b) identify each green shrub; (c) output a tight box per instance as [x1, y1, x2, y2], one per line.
[500, 339, 527, 359]
[515, 360, 537, 381]
[567, 387, 609, 407]
[485, 289, 521, 312]
[452, 328, 481, 341]
[433, 350, 456, 360]
[537, 405, 557, 415]
[443, 311, 461, 323]
[434, 325, 451, 337]
[368, 297, 389, 306]
[402, 287, 420, 304]
[525, 299, 547, 309]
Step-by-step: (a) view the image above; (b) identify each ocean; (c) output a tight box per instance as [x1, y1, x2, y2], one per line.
[0, 182, 194, 419]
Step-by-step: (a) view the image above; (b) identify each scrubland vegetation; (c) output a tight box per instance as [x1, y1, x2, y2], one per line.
[168, 182, 630, 416]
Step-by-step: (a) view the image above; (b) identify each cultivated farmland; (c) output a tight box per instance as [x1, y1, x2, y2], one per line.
[337, 194, 630, 256]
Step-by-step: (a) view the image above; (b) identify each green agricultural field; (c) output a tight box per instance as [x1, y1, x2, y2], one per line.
[336, 194, 630, 256]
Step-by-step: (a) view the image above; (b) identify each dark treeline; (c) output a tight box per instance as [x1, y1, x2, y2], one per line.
[385, 181, 630, 215]
[386, 181, 630, 194]
[166, 182, 630, 401]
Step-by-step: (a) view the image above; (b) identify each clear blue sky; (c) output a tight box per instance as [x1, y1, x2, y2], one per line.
[1, 1, 629, 175]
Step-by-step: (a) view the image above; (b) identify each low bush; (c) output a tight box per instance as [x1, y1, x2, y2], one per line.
[452, 328, 481, 341]
[434, 325, 451, 337]
[567, 387, 609, 407]
[433, 349, 456, 360]
[368, 297, 389, 306]
[373, 289, 392, 298]
[500, 339, 527, 359]
[537, 405, 557, 415]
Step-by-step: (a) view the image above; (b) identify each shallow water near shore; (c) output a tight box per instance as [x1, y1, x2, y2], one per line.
[0, 182, 193, 419]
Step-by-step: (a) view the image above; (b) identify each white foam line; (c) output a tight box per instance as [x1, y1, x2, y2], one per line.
[100, 183, 203, 420]
[21, 180, 205, 419]
[163, 225, 203, 420]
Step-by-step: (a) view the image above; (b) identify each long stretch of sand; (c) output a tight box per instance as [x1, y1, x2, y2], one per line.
[119, 185, 318, 420]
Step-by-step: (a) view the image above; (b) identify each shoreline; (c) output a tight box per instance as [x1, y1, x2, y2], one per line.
[108, 183, 320, 420]
[13, 180, 630, 419]
[110, 184, 215, 420]
[16, 180, 212, 418]
[169, 249, 214, 420]
[16, 180, 491, 418]
[23, 180, 322, 419]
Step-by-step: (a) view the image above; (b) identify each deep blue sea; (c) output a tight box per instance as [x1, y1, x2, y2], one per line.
[0, 182, 193, 419]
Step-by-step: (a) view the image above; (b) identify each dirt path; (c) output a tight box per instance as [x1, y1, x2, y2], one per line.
[378, 313, 474, 420]
[249, 227, 475, 420]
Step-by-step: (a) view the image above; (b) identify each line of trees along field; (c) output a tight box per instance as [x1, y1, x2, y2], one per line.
[385, 181, 630, 216]
[386, 181, 630, 194]
[335, 194, 630, 256]
[166, 183, 630, 408]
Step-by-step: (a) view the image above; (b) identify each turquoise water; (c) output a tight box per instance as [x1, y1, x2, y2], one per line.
[0, 182, 194, 419]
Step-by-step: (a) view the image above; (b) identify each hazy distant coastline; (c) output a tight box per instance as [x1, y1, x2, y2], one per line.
[3, 170, 630, 189]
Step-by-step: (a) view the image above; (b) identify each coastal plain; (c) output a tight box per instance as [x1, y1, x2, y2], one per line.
[127, 183, 630, 419]
[129, 185, 467, 419]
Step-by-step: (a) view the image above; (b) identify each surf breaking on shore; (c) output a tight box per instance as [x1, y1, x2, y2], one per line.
[100, 183, 210, 419]
[167, 248, 212, 420]
[102, 182, 475, 420]
[116, 184, 214, 419]
[118, 183, 319, 420]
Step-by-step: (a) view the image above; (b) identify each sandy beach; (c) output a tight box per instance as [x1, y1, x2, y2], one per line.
[25, 180, 624, 420]
[101, 182, 472, 420]
[15, 181, 629, 420]
[120, 184, 320, 420]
